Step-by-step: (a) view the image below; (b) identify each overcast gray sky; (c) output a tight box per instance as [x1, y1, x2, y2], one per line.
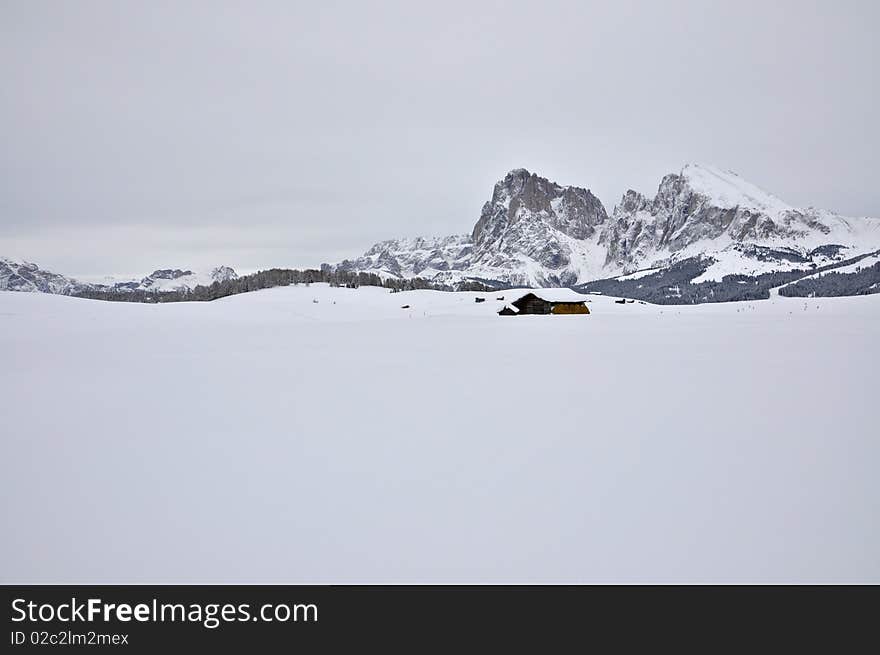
[1, 0, 878, 277]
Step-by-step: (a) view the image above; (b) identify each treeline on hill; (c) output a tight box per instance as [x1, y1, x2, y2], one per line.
[577, 258, 803, 304]
[578, 250, 880, 304]
[779, 261, 880, 297]
[73, 267, 495, 303]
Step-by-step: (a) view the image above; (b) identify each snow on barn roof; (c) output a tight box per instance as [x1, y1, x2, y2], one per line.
[510, 288, 588, 304]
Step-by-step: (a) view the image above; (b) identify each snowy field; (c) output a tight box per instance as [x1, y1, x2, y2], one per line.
[2, 285, 878, 583]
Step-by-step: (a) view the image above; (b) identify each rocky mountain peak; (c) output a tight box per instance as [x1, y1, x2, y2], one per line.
[617, 189, 650, 214]
[600, 163, 861, 269]
[472, 169, 608, 246]
[146, 268, 194, 281]
[210, 266, 238, 283]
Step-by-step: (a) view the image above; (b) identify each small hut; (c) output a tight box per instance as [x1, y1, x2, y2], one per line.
[498, 291, 590, 316]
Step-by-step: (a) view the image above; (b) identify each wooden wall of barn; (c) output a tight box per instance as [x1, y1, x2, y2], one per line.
[551, 303, 589, 315]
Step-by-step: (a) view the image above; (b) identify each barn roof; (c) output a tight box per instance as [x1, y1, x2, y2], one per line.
[510, 289, 588, 304]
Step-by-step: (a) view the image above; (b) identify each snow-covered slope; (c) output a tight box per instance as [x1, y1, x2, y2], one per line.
[333, 164, 880, 289]
[2, 285, 878, 582]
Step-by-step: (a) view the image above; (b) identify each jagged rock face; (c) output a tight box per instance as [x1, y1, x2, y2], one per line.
[335, 236, 474, 279]
[602, 164, 845, 269]
[336, 172, 610, 284]
[653, 170, 797, 244]
[472, 169, 607, 244]
[0, 258, 85, 294]
[464, 168, 609, 284]
[600, 190, 662, 269]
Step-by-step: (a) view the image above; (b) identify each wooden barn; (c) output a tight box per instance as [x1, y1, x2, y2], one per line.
[498, 291, 590, 316]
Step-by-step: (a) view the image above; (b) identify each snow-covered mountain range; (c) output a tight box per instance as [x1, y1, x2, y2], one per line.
[332, 164, 880, 288]
[4, 163, 879, 300]
[0, 259, 237, 294]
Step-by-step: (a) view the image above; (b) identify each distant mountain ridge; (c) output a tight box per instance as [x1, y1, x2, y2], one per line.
[0, 258, 237, 294]
[0, 258, 85, 294]
[332, 164, 880, 289]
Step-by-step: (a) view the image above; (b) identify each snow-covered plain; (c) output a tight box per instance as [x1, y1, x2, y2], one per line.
[2, 285, 878, 582]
